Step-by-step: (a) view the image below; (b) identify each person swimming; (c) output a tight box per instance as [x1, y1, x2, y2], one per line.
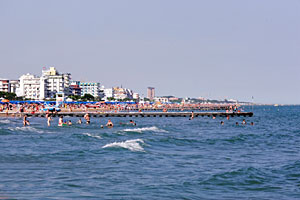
[220, 121, 224, 125]
[106, 119, 114, 127]
[77, 118, 82, 124]
[242, 119, 246, 125]
[129, 120, 136, 126]
[68, 120, 72, 126]
[250, 122, 254, 126]
[236, 122, 239, 125]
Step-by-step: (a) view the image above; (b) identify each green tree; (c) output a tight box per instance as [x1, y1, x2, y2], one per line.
[69, 95, 81, 101]
[81, 94, 95, 101]
[107, 97, 115, 101]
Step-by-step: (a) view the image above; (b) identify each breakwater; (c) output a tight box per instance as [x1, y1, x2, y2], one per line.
[0, 111, 253, 118]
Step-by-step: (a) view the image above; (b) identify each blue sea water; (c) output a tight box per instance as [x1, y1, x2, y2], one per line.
[0, 106, 299, 200]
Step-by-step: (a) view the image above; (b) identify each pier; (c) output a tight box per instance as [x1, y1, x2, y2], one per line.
[0, 111, 253, 118]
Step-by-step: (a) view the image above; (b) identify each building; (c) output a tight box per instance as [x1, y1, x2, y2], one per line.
[133, 93, 139, 100]
[103, 88, 114, 101]
[154, 97, 170, 103]
[113, 87, 133, 100]
[80, 82, 101, 97]
[147, 87, 155, 100]
[9, 80, 19, 94]
[17, 67, 72, 100]
[69, 81, 82, 96]
[0, 79, 10, 93]
[41, 67, 71, 99]
[18, 74, 42, 100]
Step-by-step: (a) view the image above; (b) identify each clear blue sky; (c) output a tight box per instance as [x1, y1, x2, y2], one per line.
[0, 0, 299, 104]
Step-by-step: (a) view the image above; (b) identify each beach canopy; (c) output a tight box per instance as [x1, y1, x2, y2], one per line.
[1, 99, 9, 103]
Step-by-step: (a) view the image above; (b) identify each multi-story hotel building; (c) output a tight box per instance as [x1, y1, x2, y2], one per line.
[18, 74, 43, 100]
[0, 79, 10, 93]
[147, 87, 155, 100]
[41, 67, 71, 99]
[79, 82, 101, 97]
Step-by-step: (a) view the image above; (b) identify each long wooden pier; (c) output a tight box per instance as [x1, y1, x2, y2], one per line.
[0, 112, 253, 118]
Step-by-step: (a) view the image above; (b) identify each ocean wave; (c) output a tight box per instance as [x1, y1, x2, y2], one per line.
[0, 119, 13, 124]
[82, 133, 102, 139]
[200, 167, 269, 186]
[7, 126, 44, 134]
[102, 139, 145, 152]
[123, 126, 168, 133]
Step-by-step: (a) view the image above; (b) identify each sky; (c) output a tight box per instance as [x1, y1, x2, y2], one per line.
[0, 0, 299, 104]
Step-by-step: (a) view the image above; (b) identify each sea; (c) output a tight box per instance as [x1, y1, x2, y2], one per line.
[0, 106, 299, 200]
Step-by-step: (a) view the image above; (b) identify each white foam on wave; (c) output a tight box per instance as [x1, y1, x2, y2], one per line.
[7, 126, 44, 134]
[0, 119, 13, 124]
[102, 139, 145, 152]
[123, 126, 168, 133]
[82, 133, 102, 139]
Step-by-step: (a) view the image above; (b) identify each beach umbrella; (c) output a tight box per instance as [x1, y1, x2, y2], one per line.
[1, 99, 9, 103]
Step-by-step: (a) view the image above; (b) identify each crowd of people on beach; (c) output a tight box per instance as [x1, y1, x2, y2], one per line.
[1, 101, 240, 114]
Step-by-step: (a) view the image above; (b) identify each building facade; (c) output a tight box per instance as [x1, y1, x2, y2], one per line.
[9, 80, 19, 94]
[18, 74, 42, 100]
[41, 67, 71, 99]
[147, 87, 155, 100]
[133, 93, 139, 100]
[17, 67, 72, 100]
[113, 87, 133, 100]
[69, 81, 82, 96]
[154, 96, 170, 103]
[80, 82, 101, 97]
[103, 88, 114, 101]
[0, 79, 10, 93]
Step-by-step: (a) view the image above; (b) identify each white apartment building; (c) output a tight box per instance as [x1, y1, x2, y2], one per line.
[18, 74, 43, 100]
[154, 97, 170, 103]
[17, 67, 71, 100]
[103, 88, 114, 101]
[9, 80, 19, 94]
[113, 87, 133, 100]
[41, 67, 71, 99]
[80, 82, 101, 97]
[133, 93, 139, 100]
[0, 79, 10, 93]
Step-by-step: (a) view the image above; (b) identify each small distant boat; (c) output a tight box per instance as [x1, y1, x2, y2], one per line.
[274, 104, 279, 107]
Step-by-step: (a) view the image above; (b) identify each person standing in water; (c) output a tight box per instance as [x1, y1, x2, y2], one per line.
[23, 114, 30, 126]
[84, 113, 90, 124]
[47, 115, 52, 126]
[77, 118, 82, 124]
[190, 111, 194, 120]
[58, 116, 63, 127]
